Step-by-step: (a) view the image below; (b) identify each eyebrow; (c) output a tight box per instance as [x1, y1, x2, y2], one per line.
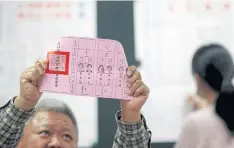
[62, 127, 74, 133]
[39, 124, 75, 134]
[37, 124, 49, 129]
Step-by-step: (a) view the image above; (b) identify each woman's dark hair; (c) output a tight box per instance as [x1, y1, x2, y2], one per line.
[216, 69, 234, 132]
[192, 43, 233, 92]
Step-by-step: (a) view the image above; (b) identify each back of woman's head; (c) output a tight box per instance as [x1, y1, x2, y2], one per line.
[192, 43, 233, 92]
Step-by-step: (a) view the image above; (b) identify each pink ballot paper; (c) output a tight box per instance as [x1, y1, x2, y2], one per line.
[40, 37, 132, 100]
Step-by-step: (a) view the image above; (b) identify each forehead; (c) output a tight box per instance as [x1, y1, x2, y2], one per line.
[31, 111, 76, 130]
[25, 111, 78, 142]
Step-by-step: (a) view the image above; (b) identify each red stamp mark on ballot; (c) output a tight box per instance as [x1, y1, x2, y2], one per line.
[45, 51, 70, 75]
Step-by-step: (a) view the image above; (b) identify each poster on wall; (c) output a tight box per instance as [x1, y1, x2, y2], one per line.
[0, 1, 98, 147]
[134, 0, 234, 142]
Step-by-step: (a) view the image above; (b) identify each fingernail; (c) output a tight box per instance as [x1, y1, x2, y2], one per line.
[127, 79, 132, 84]
[127, 83, 131, 87]
[127, 71, 133, 76]
[127, 89, 131, 95]
[43, 63, 47, 69]
[39, 70, 43, 75]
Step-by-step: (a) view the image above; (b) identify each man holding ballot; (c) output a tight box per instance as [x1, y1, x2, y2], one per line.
[0, 59, 151, 148]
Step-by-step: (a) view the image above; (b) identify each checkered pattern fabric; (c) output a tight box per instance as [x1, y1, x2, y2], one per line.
[113, 111, 152, 148]
[0, 99, 151, 148]
[0, 99, 34, 148]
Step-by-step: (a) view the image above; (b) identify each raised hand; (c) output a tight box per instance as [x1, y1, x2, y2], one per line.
[120, 66, 150, 123]
[14, 59, 46, 111]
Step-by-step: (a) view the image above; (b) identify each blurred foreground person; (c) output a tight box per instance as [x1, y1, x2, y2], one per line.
[0, 59, 151, 148]
[187, 94, 208, 110]
[187, 44, 233, 110]
[176, 44, 234, 148]
[216, 68, 234, 136]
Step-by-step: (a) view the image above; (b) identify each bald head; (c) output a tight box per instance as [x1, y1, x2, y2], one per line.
[34, 99, 78, 131]
[18, 99, 78, 148]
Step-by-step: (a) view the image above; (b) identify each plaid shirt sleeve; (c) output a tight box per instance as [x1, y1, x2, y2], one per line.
[112, 111, 152, 148]
[0, 98, 34, 148]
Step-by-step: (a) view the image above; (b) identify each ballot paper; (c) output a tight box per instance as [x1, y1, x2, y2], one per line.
[40, 37, 131, 100]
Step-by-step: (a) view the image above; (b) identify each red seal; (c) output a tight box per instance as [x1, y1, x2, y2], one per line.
[45, 51, 70, 75]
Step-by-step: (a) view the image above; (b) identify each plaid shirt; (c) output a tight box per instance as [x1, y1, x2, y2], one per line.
[113, 111, 152, 148]
[0, 99, 151, 148]
[0, 99, 33, 148]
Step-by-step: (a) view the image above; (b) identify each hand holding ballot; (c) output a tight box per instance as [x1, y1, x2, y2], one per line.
[40, 37, 131, 100]
[14, 58, 149, 110]
[14, 37, 150, 120]
[14, 59, 47, 111]
[0, 37, 151, 148]
[121, 65, 150, 123]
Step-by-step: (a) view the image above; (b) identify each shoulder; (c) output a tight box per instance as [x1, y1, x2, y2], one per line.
[183, 106, 218, 132]
[176, 108, 213, 146]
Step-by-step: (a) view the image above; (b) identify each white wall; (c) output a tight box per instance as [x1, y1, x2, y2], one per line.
[134, 0, 234, 142]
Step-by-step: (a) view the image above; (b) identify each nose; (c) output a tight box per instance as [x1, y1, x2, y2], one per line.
[47, 136, 63, 148]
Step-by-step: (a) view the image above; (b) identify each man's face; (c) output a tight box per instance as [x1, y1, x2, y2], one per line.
[99, 66, 104, 73]
[107, 66, 112, 72]
[18, 111, 78, 148]
[79, 64, 83, 68]
[87, 65, 92, 71]
[119, 67, 124, 74]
